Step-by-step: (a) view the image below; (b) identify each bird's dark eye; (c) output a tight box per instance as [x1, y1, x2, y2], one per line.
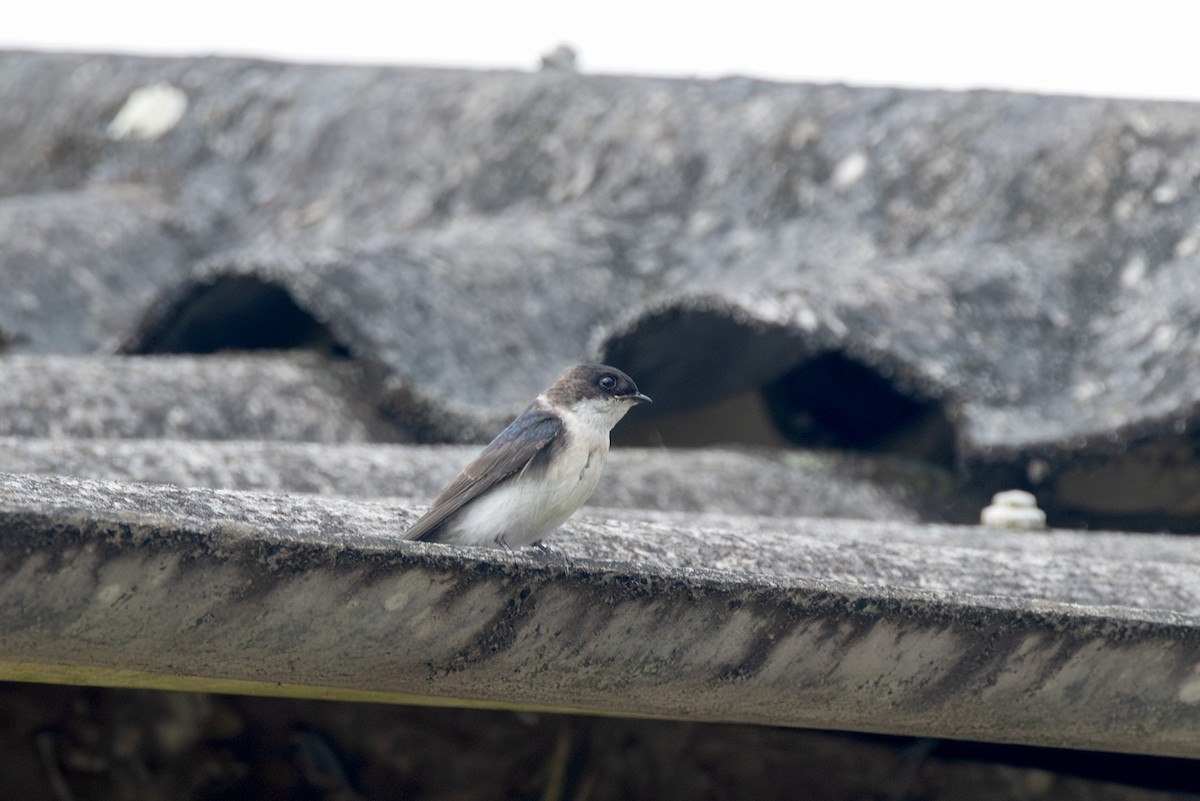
[599, 374, 618, 390]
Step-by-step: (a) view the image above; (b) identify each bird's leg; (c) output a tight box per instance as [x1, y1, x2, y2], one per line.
[535, 540, 573, 570]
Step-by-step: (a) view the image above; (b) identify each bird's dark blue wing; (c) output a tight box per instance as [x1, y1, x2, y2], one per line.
[405, 406, 563, 542]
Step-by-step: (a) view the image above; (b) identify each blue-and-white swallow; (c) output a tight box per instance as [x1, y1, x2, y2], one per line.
[405, 363, 651, 548]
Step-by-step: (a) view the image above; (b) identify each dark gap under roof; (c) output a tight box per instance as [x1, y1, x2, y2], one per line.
[125, 274, 350, 357]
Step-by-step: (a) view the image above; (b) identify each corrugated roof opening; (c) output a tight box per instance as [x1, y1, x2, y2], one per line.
[604, 307, 955, 465]
[762, 353, 956, 466]
[124, 275, 349, 356]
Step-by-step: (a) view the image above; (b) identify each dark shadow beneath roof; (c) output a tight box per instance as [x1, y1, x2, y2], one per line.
[124, 274, 349, 357]
[762, 353, 957, 467]
[604, 305, 956, 467]
[2, 683, 1199, 800]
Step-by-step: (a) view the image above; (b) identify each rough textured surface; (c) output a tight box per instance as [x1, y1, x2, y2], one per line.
[6, 48, 1200, 787]
[0, 184, 189, 354]
[0, 353, 393, 442]
[0, 437, 945, 522]
[2, 471, 1199, 759]
[1, 52, 1200, 452]
[4, 51, 1200, 527]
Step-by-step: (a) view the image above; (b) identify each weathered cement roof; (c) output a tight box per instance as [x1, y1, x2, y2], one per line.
[5, 51, 1200, 781]
[0, 437, 933, 521]
[2, 471, 1198, 759]
[4, 51, 1200, 459]
[0, 353, 392, 441]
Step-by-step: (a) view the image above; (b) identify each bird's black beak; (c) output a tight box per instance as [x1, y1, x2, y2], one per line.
[629, 392, 653, 405]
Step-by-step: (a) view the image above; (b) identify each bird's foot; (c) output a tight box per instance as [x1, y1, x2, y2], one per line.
[534, 540, 574, 570]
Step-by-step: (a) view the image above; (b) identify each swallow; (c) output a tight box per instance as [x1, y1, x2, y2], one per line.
[405, 363, 651, 548]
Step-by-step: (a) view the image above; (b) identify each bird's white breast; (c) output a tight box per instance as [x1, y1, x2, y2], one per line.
[446, 396, 619, 547]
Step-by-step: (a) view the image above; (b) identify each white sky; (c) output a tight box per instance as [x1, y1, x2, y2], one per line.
[5, 0, 1200, 102]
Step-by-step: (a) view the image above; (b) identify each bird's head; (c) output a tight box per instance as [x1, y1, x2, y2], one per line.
[546, 363, 652, 429]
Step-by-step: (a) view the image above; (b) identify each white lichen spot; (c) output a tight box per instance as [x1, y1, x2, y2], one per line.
[107, 82, 188, 141]
[383, 590, 409, 612]
[296, 199, 332, 227]
[1111, 191, 1140, 221]
[1119, 256, 1146, 287]
[824, 313, 849, 339]
[97, 583, 122, 605]
[831, 151, 869, 188]
[742, 97, 777, 131]
[788, 120, 820, 150]
[1175, 230, 1200, 259]
[980, 489, 1046, 530]
[1153, 184, 1179, 204]
[1152, 324, 1177, 350]
[1072, 379, 1105, 402]
[15, 288, 39, 312]
[794, 306, 819, 332]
